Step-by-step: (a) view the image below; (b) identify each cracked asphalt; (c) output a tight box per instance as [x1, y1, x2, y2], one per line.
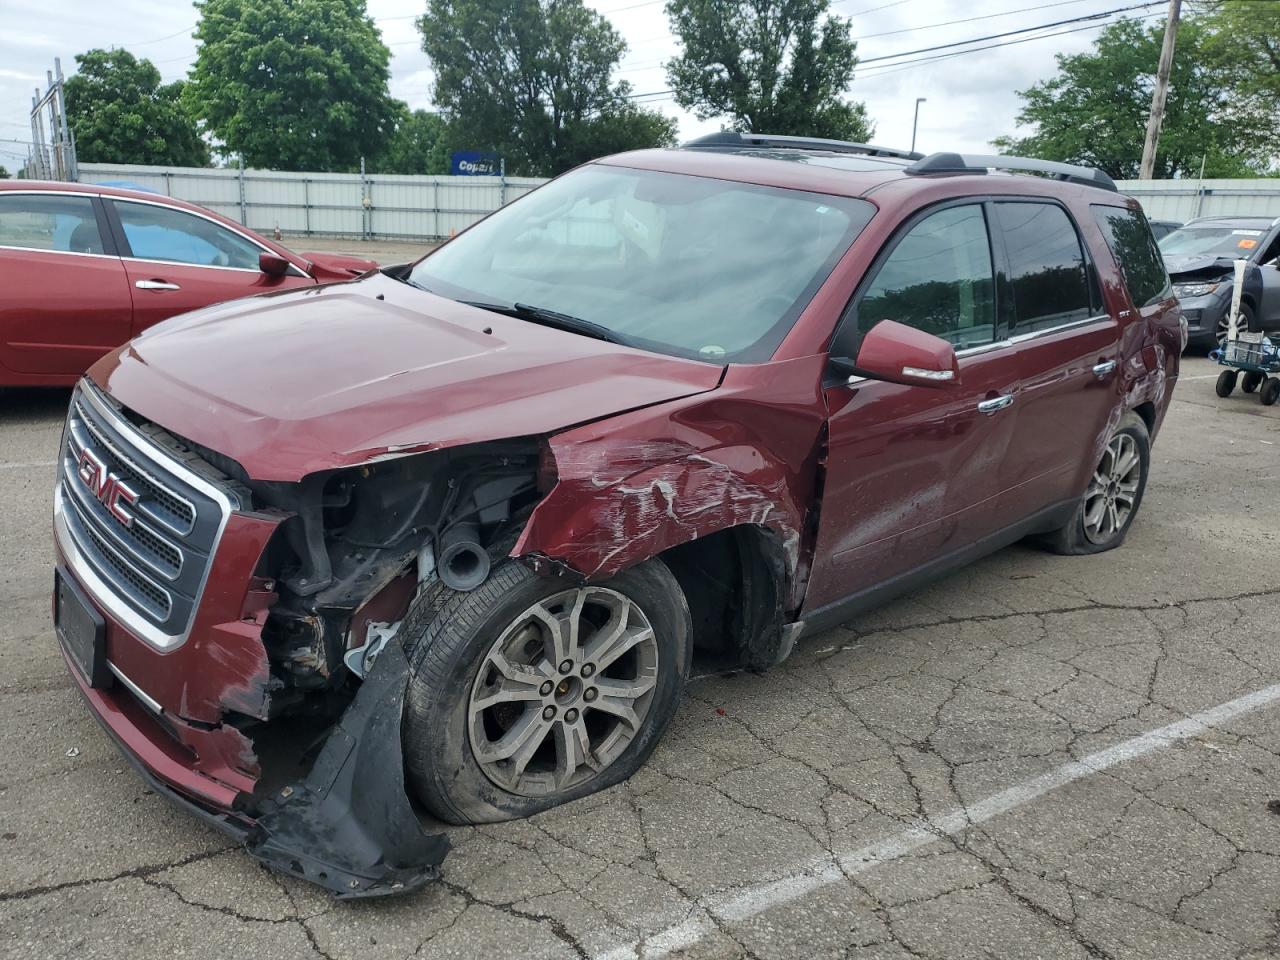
[3, 355, 1280, 960]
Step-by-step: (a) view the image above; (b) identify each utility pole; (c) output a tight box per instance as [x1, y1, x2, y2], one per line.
[1139, 0, 1181, 180]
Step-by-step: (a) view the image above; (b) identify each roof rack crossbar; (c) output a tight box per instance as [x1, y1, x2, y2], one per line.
[904, 152, 1118, 192]
[681, 131, 924, 161]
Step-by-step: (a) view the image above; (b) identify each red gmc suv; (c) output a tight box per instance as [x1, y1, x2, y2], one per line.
[52, 133, 1182, 897]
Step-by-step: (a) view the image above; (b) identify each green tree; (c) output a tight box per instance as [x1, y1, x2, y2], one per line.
[186, 0, 398, 171]
[664, 0, 872, 141]
[64, 49, 209, 166]
[418, 0, 677, 176]
[993, 16, 1274, 179]
[1199, 0, 1280, 153]
[378, 106, 449, 174]
[0, 166, 9, 179]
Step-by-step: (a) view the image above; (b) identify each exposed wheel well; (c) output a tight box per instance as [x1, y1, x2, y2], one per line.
[1132, 401, 1156, 436]
[659, 525, 791, 671]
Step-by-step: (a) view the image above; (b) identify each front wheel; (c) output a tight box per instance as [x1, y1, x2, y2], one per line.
[1039, 412, 1150, 555]
[402, 558, 690, 824]
[1262, 378, 1280, 407]
[1216, 370, 1238, 397]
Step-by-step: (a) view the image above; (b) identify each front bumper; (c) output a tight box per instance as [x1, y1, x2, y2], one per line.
[56, 568, 451, 898]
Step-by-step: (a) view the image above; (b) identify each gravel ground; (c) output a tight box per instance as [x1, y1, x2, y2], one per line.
[3, 355, 1280, 960]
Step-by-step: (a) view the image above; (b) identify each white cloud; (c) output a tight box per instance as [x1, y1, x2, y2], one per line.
[0, 0, 1147, 166]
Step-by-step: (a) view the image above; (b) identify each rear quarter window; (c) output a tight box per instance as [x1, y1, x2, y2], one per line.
[1090, 205, 1170, 308]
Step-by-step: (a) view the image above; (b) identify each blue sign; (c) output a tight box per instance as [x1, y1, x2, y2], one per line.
[451, 151, 501, 176]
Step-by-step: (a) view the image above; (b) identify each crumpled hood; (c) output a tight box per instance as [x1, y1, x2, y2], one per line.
[90, 273, 722, 482]
[1164, 254, 1235, 278]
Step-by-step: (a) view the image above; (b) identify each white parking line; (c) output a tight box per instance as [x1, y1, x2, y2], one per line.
[596, 681, 1280, 960]
[0, 460, 57, 471]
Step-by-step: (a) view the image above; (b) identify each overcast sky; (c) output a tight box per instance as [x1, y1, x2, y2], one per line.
[0, 0, 1164, 171]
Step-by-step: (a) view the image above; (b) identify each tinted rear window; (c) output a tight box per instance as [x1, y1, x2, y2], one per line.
[1091, 205, 1170, 308]
[994, 202, 1097, 334]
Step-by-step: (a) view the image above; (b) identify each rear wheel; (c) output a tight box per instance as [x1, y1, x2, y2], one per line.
[1216, 370, 1238, 397]
[1039, 412, 1150, 555]
[1262, 378, 1280, 407]
[402, 558, 690, 824]
[1242, 371, 1265, 394]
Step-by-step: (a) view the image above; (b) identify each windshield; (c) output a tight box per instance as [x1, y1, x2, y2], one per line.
[408, 164, 874, 363]
[1158, 224, 1270, 260]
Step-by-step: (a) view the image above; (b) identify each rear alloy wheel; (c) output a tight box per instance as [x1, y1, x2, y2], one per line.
[1082, 432, 1142, 545]
[402, 559, 689, 824]
[1039, 412, 1150, 555]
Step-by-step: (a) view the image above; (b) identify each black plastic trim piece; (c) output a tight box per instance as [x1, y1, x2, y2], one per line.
[796, 498, 1078, 639]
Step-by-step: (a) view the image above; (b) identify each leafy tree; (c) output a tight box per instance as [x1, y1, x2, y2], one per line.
[64, 49, 209, 166]
[664, 0, 872, 141]
[1198, 0, 1280, 149]
[418, 0, 677, 176]
[378, 106, 449, 174]
[0, 166, 9, 179]
[993, 16, 1274, 179]
[187, 0, 399, 171]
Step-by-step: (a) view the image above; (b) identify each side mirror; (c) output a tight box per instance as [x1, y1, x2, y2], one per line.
[259, 251, 291, 277]
[830, 319, 960, 389]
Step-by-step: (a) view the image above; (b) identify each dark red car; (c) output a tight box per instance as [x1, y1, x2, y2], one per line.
[51, 134, 1182, 897]
[0, 180, 378, 386]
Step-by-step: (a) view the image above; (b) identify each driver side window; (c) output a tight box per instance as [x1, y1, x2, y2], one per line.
[112, 199, 262, 269]
[855, 204, 996, 350]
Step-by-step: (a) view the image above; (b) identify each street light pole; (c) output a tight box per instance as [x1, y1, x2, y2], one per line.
[911, 98, 927, 153]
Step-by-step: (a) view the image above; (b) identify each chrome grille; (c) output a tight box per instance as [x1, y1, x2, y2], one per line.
[54, 382, 238, 650]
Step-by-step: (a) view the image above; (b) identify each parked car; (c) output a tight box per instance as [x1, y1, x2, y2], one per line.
[1159, 215, 1280, 349]
[1148, 218, 1182, 241]
[52, 133, 1181, 897]
[0, 180, 379, 386]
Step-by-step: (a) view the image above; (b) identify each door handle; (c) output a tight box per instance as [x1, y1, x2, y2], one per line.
[1092, 360, 1117, 378]
[977, 394, 1014, 415]
[135, 279, 180, 291]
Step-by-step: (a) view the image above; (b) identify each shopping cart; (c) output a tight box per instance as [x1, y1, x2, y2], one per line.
[1210, 258, 1280, 406]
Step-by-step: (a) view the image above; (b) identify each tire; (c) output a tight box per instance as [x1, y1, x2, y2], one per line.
[1216, 370, 1238, 398]
[401, 558, 691, 825]
[1242, 371, 1265, 394]
[1039, 412, 1150, 556]
[1262, 378, 1280, 407]
[1217, 303, 1256, 345]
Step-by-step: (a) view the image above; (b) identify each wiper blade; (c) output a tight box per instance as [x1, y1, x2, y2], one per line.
[457, 299, 627, 346]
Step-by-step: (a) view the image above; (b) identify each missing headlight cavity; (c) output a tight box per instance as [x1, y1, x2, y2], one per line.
[249, 441, 542, 691]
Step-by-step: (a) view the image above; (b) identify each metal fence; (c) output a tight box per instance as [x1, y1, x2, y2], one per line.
[1116, 178, 1280, 222]
[77, 162, 548, 241]
[75, 163, 1280, 239]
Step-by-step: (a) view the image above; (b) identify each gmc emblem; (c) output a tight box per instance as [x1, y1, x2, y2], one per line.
[77, 448, 140, 528]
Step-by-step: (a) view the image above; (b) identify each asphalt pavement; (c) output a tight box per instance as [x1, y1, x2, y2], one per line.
[3, 355, 1280, 960]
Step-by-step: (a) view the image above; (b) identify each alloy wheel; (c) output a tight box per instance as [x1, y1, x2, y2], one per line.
[467, 587, 659, 797]
[1082, 433, 1141, 544]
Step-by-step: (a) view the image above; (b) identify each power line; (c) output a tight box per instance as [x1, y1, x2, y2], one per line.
[625, 3, 1157, 98]
[854, 0, 1135, 40]
[857, 1, 1160, 64]
[854, 10, 1161, 77]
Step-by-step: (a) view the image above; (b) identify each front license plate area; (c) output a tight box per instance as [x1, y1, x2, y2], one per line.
[55, 568, 110, 688]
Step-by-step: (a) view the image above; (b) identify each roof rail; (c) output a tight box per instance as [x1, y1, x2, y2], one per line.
[682, 131, 924, 161]
[904, 152, 1118, 192]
